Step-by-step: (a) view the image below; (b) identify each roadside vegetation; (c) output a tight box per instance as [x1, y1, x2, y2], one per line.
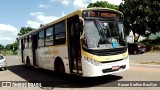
[0, 27, 35, 55]
[141, 37, 160, 51]
[0, 42, 18, 55]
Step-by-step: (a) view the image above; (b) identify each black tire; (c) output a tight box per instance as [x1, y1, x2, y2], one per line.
[3, 67, 7, 70]
[26, 58, 31, 68]
[55, 60, 65, 74]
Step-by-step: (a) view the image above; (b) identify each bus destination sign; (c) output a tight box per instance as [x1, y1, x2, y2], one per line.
[88, 11, 116, 18]
[83, 11, 120, 18]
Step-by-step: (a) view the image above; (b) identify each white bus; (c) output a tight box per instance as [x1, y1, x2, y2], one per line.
[17, 8, 129, 77]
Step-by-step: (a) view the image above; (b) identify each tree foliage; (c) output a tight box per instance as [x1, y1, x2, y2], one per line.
[119, 0, 160, 42]
[87, 1, 118, 10]
[0, 44, 4, 50]
[0, 27, 35, 55]
[18, 27, 35, 36]
[5, 42, 18, 51]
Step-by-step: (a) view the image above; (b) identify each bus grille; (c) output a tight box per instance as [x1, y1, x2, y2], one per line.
[102, 65, 126, 73]
[101, 59, 123, 63]
[83, 47, 127, 56]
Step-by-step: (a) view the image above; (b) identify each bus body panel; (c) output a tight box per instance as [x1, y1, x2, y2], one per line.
[23, 48, 33, 65]
[48, 45, 70, 73]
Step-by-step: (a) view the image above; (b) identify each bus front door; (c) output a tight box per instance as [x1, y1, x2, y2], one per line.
[67, 16, 82, 75]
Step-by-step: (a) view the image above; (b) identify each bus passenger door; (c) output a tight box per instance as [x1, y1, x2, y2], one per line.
[67, 16, 82, 75]
[32, 34, 38, 66]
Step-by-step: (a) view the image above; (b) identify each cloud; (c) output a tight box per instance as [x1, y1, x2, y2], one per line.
[26, 21, 40, 28]
[30, 12, 44, 16]
[38, 4, 50, 8]
[50, 0, 122, 9]
[50, 0, 71, 5]
[90, 0, 122, 5]
[73, 0, 88, 8]
[26, 12, 65, 28]
[0, 24, 18, 45]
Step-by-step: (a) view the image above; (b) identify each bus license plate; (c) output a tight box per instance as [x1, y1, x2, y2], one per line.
[112, 66, 120, 70]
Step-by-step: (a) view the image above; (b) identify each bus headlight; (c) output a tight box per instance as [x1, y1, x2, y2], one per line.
[84, 57, 102, 66]
[125, 56, 129, 60]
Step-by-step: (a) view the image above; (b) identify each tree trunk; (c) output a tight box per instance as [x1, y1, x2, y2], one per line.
[133, 34, 140, 42]
[137, 34, 140, 42]
[133, 32, 137, 42]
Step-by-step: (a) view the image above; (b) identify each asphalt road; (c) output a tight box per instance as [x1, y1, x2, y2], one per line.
[0, 55, 160, 90]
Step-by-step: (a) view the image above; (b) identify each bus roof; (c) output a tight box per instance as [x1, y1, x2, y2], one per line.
[17, 8, 122, 40]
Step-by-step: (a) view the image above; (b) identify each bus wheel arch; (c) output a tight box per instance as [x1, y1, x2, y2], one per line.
[54, 57, 65, 74]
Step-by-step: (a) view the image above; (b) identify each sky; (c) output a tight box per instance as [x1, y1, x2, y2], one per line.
[0, 0, 122, 46]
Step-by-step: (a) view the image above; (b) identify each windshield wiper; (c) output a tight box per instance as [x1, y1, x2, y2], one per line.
[94, 19, 112, 46]
[94, 19, 104, 34]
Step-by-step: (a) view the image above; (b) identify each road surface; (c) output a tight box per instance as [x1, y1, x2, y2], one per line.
[129, 52, 160, 64]
[0, 55, 159, 90]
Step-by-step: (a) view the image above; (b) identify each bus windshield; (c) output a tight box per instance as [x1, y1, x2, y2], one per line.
[83, 19, 126, 49]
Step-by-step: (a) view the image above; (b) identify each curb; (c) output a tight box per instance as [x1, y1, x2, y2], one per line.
[130, 63, 160, 67]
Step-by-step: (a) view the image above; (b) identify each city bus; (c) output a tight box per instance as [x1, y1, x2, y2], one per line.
[17, 8, 129, 77]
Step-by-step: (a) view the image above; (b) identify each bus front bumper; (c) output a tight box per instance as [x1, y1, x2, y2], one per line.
[81, 56, 129, 77]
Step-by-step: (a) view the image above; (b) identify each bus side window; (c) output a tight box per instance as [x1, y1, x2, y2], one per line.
[45, 27, 54, 46]
[29, 35, 32, 48]
[24, 37, 28, 48]
[54, 21, 66, 45]
[38, 30, 45, 47]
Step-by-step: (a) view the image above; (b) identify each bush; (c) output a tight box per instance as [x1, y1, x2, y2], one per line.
[0, 50, 6, 55]
[141, 37, 160, 51]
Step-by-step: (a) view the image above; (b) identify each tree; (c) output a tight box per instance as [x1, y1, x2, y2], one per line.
[18, 27, 35, 36]
[12, 41, 18, 51]
[5, 44, 12, 50]
[87, 1, 118, 10]
[5, 41, 18, 51]
[0, 44, 4, 50]
[119, 0, 160, 42]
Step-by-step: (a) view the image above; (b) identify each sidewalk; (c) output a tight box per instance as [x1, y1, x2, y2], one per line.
[129, 52, 160, 65]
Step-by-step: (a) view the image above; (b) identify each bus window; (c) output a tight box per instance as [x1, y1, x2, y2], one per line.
[54, 21, 66, 44]
[29, 35, 32, 48]
[24, 37, 29, 48]
[45, 27, 54, 46]
[38, 30, 45, 47]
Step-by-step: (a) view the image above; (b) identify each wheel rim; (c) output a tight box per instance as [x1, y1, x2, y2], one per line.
[134, 51, 137, 54]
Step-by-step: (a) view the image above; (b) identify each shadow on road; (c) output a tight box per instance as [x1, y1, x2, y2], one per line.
[7, 65, 123, 88]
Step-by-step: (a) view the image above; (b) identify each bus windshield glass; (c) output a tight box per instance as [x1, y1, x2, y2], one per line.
[83, 19, 126, 49]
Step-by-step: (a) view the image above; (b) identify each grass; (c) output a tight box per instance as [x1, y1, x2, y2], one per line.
[139, 62, 160, 65]
[131, 60, 160, 65]
[148, 50, 160, 52]
[5, 50, 14, 55]
[0, 50, 16, 55]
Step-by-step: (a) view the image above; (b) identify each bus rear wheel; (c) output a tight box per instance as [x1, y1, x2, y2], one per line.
[26, 57, 31, 68]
